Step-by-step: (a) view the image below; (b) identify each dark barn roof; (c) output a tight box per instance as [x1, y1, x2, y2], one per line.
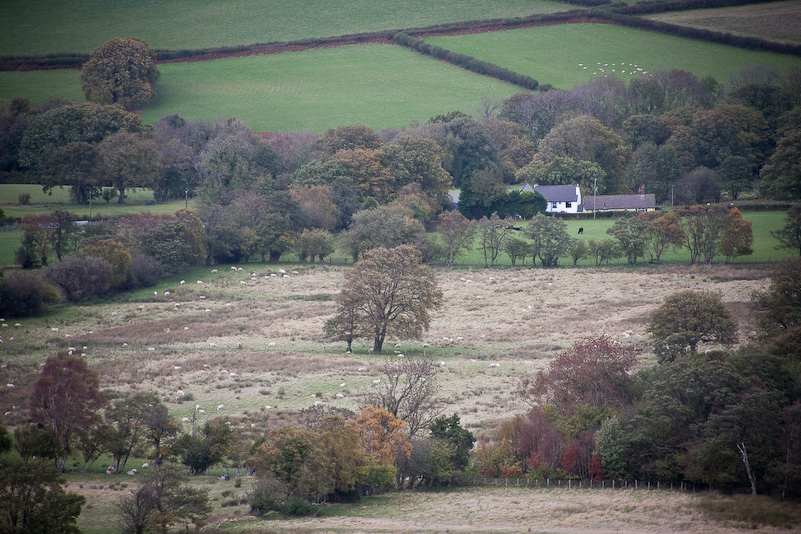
[586, 194, 656, 211]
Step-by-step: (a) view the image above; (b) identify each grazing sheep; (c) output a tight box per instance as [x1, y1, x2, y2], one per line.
[231, 266, 238, 270]
[488, 362, 500, 368]
[106, 466, 115, 474]
[212, 269, 218, 273]
[336, 393, 345, 398]
[127, 469, 137, 475]
[141, 463, 149, 469]
[198, 409, 206, 415]
[240, 281, 247, 285]
[197, 280, 203, 284]
[373, 379, 380, 384]
[180, 280, 185, 285]
[268, 342, 276, 347]
[217, 404, 224, 410]
[279, 269, 286, 274]
[51, 327, 59, 332]
[182, 417, 190, 423]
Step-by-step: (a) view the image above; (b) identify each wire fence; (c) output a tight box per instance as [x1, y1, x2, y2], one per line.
[467, 476, 709, 493]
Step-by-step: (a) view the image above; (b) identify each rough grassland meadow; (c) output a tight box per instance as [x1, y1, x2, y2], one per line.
[648, 0, 801, 44]
[425, 23, 801, 91]
[0, 0, 567, 55]
[0, 260, 790, 533]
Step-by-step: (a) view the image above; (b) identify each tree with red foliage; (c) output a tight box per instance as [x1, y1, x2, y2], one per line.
[519, 335, 638, 416]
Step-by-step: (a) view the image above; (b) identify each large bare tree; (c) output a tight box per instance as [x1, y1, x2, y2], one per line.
[360, 356, 441, 438]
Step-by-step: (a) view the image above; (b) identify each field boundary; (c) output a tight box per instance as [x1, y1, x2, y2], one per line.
[3, 0, 801, 73]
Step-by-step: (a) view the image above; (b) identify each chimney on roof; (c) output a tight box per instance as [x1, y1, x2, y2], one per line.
[638, 186, 644, 196]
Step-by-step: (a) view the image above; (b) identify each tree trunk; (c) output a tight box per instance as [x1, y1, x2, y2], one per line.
[117, 186, 126, 204]
[737, 442, 757, 495]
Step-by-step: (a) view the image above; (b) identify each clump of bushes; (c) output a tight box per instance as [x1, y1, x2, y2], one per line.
[249, 479, 319, 518]
[0, 270, 61, 317]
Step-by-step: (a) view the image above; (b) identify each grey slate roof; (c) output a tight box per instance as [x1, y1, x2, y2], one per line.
[586, 194, 656, 211]
[529, 184, 580, 202]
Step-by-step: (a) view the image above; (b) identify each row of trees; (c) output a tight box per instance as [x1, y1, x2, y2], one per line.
[10, 200, 801, 319]
[474, 258, 801, 496]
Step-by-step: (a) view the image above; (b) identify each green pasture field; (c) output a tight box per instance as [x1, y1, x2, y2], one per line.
[0, 0, 567, 56]
[0, 69, 84, 105]
[649, 1, 801, 44]
[425, 23, 801, 90]
[442, 210, 792, 268]
[0, 45, 523, 133]
[140, 45, 523, 133]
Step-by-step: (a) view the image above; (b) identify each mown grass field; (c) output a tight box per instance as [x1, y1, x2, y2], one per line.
[0, 0, 568, 56]
[649, 0, 801, 44]
[425, 23, 801, 90]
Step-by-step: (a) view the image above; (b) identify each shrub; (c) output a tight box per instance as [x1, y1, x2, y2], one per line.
[0, 271, 60, 317]
[39, 256, 113, 302]
[17, 192, 30, 205]
[282, 496, 318, 517]
[249, 478, 287, 516]
[130, 254, 162, 288]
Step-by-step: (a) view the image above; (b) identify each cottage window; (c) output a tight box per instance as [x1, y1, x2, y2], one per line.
[565, 202, 572, 208]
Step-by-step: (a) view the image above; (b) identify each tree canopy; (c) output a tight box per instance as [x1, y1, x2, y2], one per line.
[80, 38, 160, 110]
[330, 245, 442, 353]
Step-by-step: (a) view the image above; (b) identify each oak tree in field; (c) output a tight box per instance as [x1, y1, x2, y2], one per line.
[640, 211, 684, 264]
[80, 37, 160, 110]
[332, 245, 442, 353]
[527, 213, 573, 267]
[648, 290, 738, 352]
[29, 352, 108, 471]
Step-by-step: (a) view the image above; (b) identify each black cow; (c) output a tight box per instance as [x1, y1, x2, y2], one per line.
[578, 227, 584, 234]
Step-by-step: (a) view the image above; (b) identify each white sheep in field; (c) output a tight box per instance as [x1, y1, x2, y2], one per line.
[198, 409, 206, 415]
[182, 417, 190, 423]
[231, 266, 238, 270]
[107, 466, 115, 474]
[180, 280, 185, 285]
[217, 404, 224, 410]
[141, 463, 149, 469]
[212, 269, 218, 273]
[197, 280, 203, 284]
[279, 269, 286, 274]
[127, 469, 137, 475]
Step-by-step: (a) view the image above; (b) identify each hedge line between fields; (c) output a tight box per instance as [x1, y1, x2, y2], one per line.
[392, 32, 539, 90]
[1, 0, 798, 71]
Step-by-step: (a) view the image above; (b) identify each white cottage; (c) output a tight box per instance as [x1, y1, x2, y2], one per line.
[523, 184, 583, 214]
